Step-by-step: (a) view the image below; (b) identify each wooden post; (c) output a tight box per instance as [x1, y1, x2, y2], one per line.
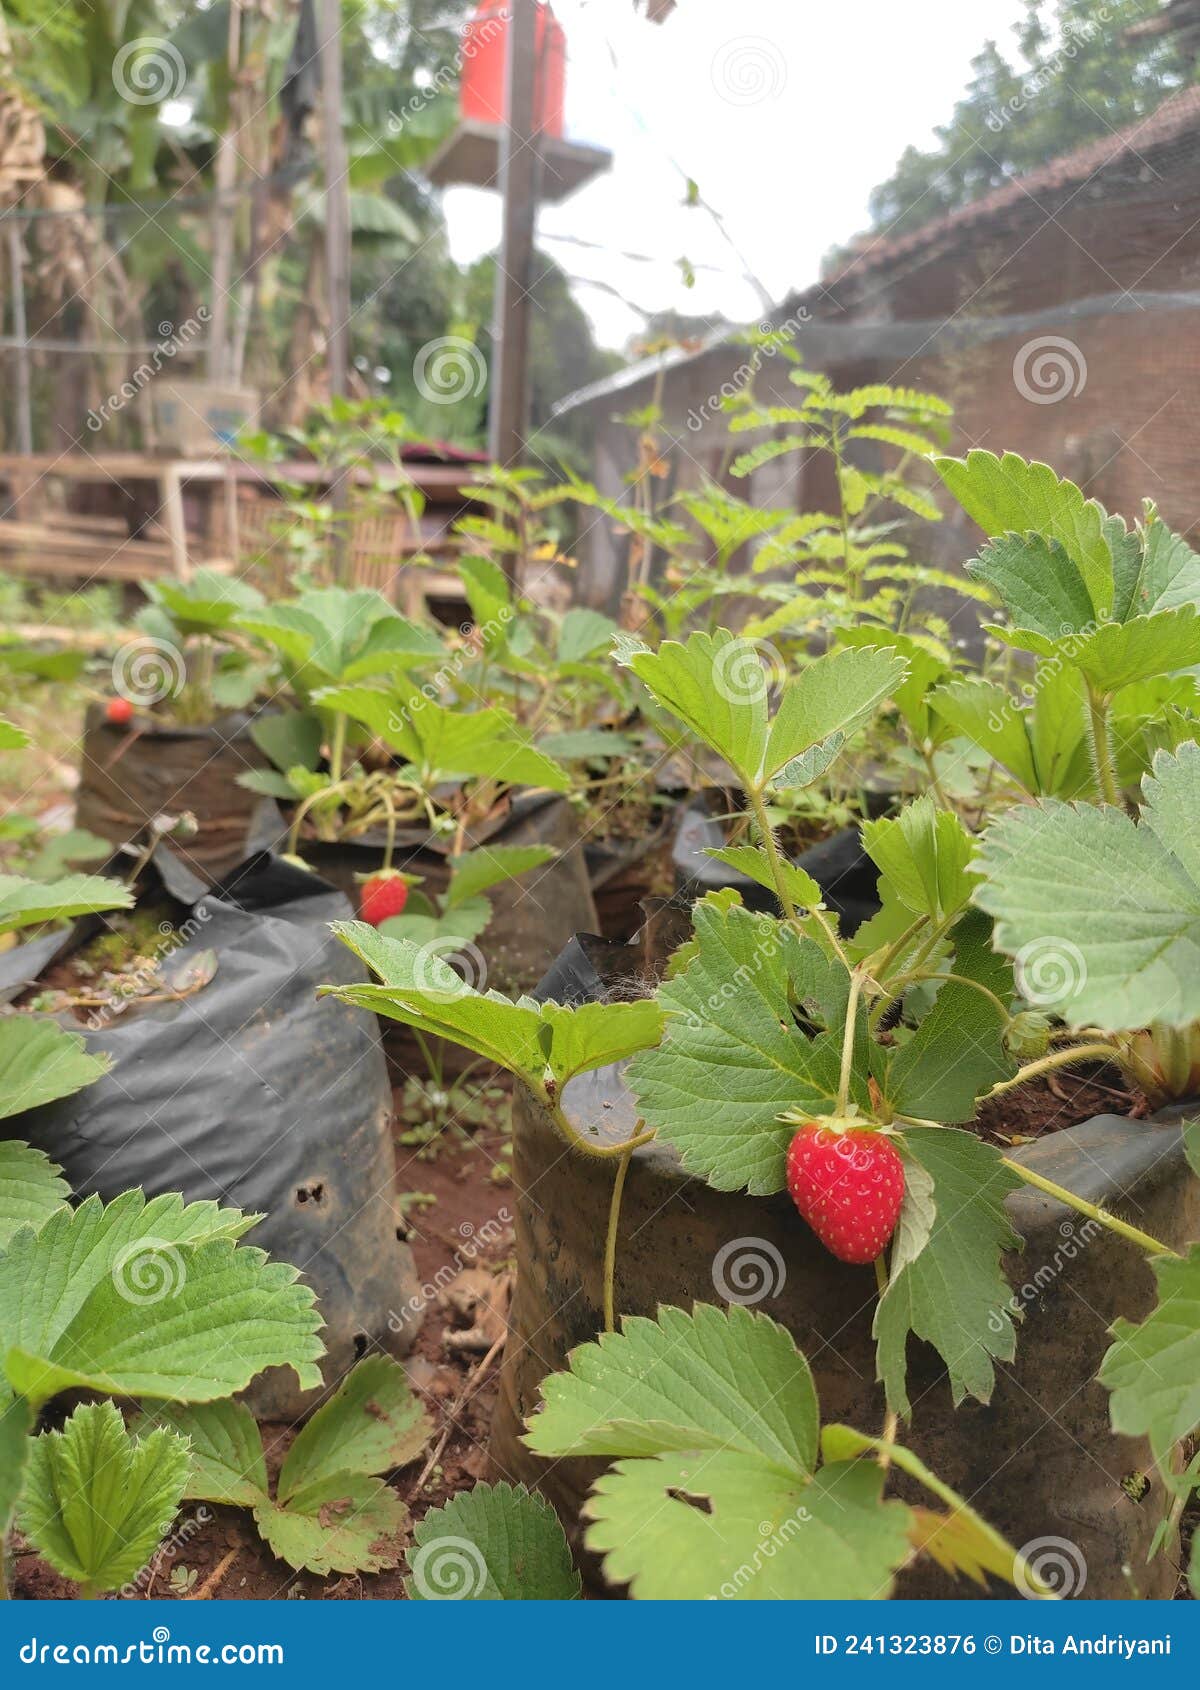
[488, 0, 540, 479]
[317, 0, 352, 580]
[6, 220, 33, 456]
[207, 0, 242, 385]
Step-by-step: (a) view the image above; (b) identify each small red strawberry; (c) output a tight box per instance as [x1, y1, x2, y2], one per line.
[359, 869, 409, 926]
[786, 1121, 905, 1265]
[105, 695, 134, 725]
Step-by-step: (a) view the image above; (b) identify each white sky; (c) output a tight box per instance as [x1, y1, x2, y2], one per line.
[441, 0, 1031, 349]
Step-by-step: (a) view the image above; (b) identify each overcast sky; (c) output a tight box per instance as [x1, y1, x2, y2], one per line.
[442, 0, 1031, 348]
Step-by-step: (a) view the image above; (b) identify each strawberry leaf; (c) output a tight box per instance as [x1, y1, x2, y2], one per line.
[0, 1140, 69, 1245]
[975, 741, 1200, 1030]
[253, 1476, 409, 1576]
[315, 688, 568, 792]
[20, 1402, 190, 1596]
[525, 1304, 911, 1600]
[326, 923, 663, 1092]
[0, 1018, 111, 1120]
[136, 1398, 268, 1507]
[1099, 1243, 1200, 1459]
[862, 798, 978, 923]
[628, 898, 866, 1194]
[0, 1192, 322, 1409]
[444, 844, 557, 910]
[0, 872, 132, 935]
[277, 1356, 431, 1501]
[406, 1481, 580, 1600]
[874, 1128, 1022, 1417]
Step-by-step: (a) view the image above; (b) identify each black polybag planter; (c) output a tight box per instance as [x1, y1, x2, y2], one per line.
[489, 936, 1199, 1599]
[74, 703, 278, 886]
[672, 789, 892, 934]
[0, 849, 420, 1419]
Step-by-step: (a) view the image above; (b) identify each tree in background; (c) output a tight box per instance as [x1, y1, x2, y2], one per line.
[867, 0, 1195, 239]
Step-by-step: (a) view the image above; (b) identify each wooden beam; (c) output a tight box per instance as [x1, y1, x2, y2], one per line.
[487, 0, 540, 480]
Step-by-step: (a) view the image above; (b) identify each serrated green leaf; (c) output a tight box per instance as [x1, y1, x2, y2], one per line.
[254, 1475, 409, 1576]
[325, 922, 663, 1092]
[764, 647, 907, 788]
[1068, 607, 1200, 694]
[820, 1424, 1033, 1593]
[884, 912, 1015, 1122]
[1113, 517, 1200, 621]
[278, 1357, 431, 1501]
[874, 1128, 1022, 1417]
[316, 688, 568, 792]
[702, 846, 823, 912]
[20, 1402, 190, 1595]
[0, 1192, 322, 1409]
[585, 1453, 910, 1600]
[525, 1304, 819, 1472]
[862, 798, 977, 923]
[0, 1390, 32, 1545]
[628, 900, 862, 1194]
[967, 531, 1097, 643]
[0, 718, 30, 750]
[1100, 1243, 1200, 1457]
[617, 630, 771, 787]
[975, 742, 1200, 1029]
[558, 608, 618, 665]
[936, 450, 1114, 618]
[137, 1398, 268, 1506]
[249, 709, 323, 776]
[406, 1481, 580, 1600]
[0, 873, 133, 935]
[444, 845, 556, 911]
[0, 1140, 69, 1245]
[378, 901, 492, 948]
[0, 1016, 111, 1120]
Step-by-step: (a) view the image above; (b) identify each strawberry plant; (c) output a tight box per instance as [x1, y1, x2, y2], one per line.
[407, 1307, 1040, 1601]
[141, 1356, 432, 1577]
[134, 568, 270, 725]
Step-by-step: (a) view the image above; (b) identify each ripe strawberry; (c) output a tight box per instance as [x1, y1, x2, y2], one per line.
[105, 695, 134, 725]
[786, 1122, 905, 1265]
[359, 870, 409, 926]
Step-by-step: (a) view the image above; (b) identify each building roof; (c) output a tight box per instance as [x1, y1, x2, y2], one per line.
[820, 83, 1200, 289]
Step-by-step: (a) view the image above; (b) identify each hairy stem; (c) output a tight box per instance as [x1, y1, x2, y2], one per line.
[984, 1041, 1117, 1098]
[1086, 686, 1121, 807]
[1001, 1158, 1178, 1258]
[873, 1255, 898, 1467]
[329, 710, 348, 784]
[748, 784, 798, 923]
[603, 1146, 634, 1335]
[837, 970, 864, 1115]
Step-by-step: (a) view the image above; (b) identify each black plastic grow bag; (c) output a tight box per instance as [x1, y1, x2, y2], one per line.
[0, 848, 420, 1418]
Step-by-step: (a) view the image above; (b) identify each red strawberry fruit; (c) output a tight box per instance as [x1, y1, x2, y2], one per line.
[786, 1122, 905, 1264]
[360, 870, 409, 926]
[105, 695, 134, 725]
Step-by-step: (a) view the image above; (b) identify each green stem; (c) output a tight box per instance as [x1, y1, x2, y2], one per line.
[546, 1098, 656, 1162]
[378, 784, 398, 874]
[837, 970, 864, 1115]
[888, 969, 1010, 1023]
[921, 744, 951, 811]
[1001, 1158, 1178, 1259]
[748, 785, 798, 922]
[1086, 686, 1121, 807]
[603, 1146, 633, 1334]
[329, 711, 348, 784]
[286, 778, 353, 857]
[984, 1041, 1117, 1098]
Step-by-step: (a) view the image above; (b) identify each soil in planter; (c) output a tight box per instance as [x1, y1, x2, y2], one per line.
[973, 1064, 1148, 1145]
[73, 703, 276, 886]
[9, 1106, 515, 1602]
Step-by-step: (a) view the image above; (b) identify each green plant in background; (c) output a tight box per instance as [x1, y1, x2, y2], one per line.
[133, 568, 269, 724]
